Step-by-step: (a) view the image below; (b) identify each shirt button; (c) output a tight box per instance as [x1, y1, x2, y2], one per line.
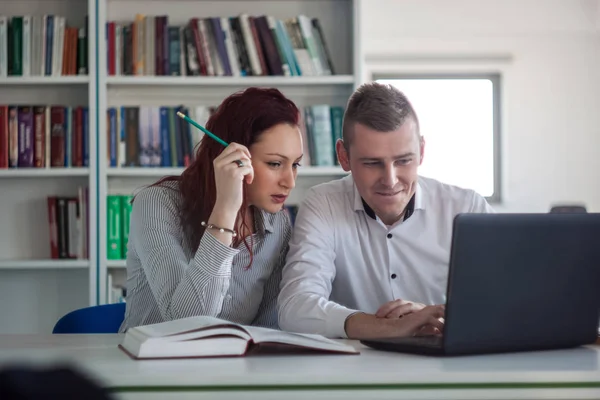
[391, 273, 397, 279]
[387, 233, 393, 239]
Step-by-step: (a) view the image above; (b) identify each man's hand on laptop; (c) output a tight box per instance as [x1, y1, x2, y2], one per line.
[375, 299, 426, 319]
[344, 305, 445, 339]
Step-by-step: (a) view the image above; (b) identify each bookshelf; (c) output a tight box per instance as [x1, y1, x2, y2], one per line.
[106, 75, 356, 86]
[0, 0, 362, 331]
[0, 0, 96, 333]
[0, 76, 90, 84]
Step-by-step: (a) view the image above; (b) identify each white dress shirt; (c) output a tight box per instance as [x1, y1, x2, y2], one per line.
[277, 174, 494, 338]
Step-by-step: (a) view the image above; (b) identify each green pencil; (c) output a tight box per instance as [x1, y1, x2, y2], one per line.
[176, 111, 229, 147]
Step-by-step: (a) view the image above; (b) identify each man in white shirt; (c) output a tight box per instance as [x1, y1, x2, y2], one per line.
[278, 82, 494, 339]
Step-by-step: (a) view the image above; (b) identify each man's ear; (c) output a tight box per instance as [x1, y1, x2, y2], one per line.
[336, 139, 351, 171]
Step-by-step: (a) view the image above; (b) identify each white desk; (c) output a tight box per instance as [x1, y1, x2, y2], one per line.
[0, 334, 599, 400]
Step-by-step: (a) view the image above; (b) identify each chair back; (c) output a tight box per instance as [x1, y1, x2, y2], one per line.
[52, 303, 126, 334]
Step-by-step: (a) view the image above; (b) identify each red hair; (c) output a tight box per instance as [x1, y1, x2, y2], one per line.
[149, 87, 299, 262]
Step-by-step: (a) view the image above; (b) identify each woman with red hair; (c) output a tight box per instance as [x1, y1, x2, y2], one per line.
[119, 87, 304, 332]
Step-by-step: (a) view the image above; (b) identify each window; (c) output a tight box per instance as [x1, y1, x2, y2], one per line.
[375, 75, 501, 202]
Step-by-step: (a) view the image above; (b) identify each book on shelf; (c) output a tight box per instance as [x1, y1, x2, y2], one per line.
[106, 103, 342, 168]
[47, 186, 89, 260]
[0, 104, 89, 169]
[107, 194, 133, 260]
[107, 13, 334, 77]
[119, 315, 359, 360]
[0, 14, 88, 77]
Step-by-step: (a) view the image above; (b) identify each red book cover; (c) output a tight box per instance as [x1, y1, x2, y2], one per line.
[72, 107, 83, 167]
[50, 106, 66, 167]
[108, 22, 115, 75]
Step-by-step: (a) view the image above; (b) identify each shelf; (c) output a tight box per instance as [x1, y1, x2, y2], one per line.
[106, 166, 347, 177]
[0, 76, 89, 85]
[106, 75, 355, 86]
[0, 168, 90, 178]
[107, 260, 126, 269]
[0, 259, 90, 270]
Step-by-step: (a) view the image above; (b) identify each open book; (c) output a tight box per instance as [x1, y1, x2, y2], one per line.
[119, 316, 359, 359]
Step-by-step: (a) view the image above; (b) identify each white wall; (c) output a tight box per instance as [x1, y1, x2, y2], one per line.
[361, 0, 600, 212]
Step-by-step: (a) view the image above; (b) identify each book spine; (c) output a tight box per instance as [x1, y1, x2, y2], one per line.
[11, 17, 23, 76]
[0, 17, 7, 77]
[17, 106, 33, 167]
[159, 107, 171, 166]
[47, 196, 59, 259]
[56, 196, 69, 259]
[33, 106, 46, 168]
[50, 106, 65, 167]
[121, 195, 133, 259]
[106, 195, 122, 260]
[8, 106, 18, 168]
[22, 16, 31, 76]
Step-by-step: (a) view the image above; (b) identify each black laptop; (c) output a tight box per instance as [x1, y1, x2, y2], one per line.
[361, 213, 600, 356]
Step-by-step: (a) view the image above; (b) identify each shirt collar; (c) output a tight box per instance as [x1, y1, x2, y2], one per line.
[253, 207, 275, 234]
[352, 178, 424, 221]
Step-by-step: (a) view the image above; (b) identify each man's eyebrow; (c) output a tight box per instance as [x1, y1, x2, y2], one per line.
[358, 152, 416, 161]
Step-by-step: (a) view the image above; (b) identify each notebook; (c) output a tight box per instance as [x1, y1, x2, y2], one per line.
[119, 316, 359, 359]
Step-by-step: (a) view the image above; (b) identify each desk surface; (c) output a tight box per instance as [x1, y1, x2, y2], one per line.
[0, 334, 599, 400]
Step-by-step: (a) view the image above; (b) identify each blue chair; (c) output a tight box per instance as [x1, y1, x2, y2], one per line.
[52, 303, 126, 334]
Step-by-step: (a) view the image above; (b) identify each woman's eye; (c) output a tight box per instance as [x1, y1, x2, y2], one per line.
[267, 162, 281, 167]
[293, 163, 301, 169]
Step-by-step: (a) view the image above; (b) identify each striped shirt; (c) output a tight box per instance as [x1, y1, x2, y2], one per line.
[119, 180, 292, 332]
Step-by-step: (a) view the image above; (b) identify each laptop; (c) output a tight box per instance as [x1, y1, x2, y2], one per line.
[361, 213, 600, 356]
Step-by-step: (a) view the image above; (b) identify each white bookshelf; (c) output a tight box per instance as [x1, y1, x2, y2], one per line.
[0, 0, 97, 333]
[0, 76, 90, 85]
[107, 75, 356, 86]
[0, 259, 90, 270]
[0, 0, 363, 327]
[0, 168, 89, 178]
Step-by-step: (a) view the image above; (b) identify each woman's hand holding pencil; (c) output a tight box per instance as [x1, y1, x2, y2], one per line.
[207, 143, 254, 235]
[176, 111, 252, 240]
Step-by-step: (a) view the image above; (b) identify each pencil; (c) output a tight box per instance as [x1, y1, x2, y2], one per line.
[176, 111, 229, 147]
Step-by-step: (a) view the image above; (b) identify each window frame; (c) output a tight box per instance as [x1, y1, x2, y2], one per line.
[370, 72, 503, 204]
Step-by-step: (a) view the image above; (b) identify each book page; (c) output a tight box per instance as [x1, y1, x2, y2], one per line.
[155, 327, 252, 343]
[134, 316, 248, 338]
[244, 326, 358, 354]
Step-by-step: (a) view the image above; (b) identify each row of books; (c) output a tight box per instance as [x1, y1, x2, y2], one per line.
[106, 14, 333, 77]
[107, 105, 210, 168]
[0, 15, 88, 77]
[46, 187, 89, 260]
[107, 194, 133, 260]
[0, 105, 90, 169]
[106, 103, 342, 168]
